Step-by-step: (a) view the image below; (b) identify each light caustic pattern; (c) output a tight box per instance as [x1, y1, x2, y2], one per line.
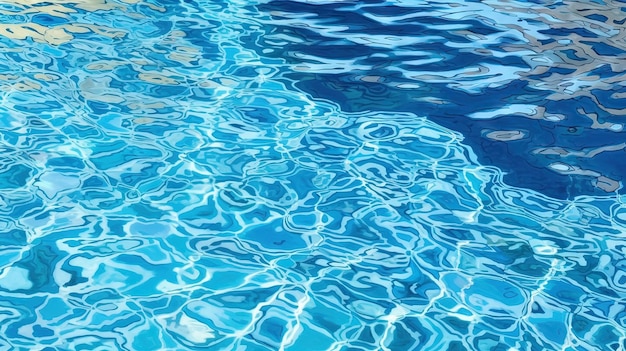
[0, 0, 624, 351]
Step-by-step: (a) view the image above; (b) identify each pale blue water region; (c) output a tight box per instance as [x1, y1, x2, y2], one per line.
[0, 0, 625, 350]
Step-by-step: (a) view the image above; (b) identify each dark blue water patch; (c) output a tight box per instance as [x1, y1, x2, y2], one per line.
[237, 106, 279, 124]
[562, 147, 626, 187]
[440, 228, 477, 241]
[302, 41, 381, 62]
[228, 65, 263, 78]
[582, 41, 626, 55]
[595, 326, 623, 350]
[539, 27, 598, 38]
[3, 195, 45, 220]
[592, 88, 626, 110]
[586, 14, 608, 22]
[560, 49, 587, 61]
[258, 0, 350, 14]
[482, 316, 518, 331]
[528, 66, 577, 79]
[178, 27, 221, 59]
[589, 64, 621, 79]
[31, 14, 69, 25]
[257, 316, 286, 345]
[357, 326, 377, 344]
[0, 228, 28, 247]
[0, 164, 33, 189]
[447, 341, 467, 351]
[392, 317, 439, 350]
[33, 325, 55, 338]
[249, 1, 626, 200]
[344, 22, 476, 41]
[538, 38, 556, 45]
[566, 259, 619, 298]
[312, 43, 381, 61]
[285, 73, 422, 111]
[365, 4, 442, 16]
[441, 316, 470, 334]
[543, 281, 586, 307]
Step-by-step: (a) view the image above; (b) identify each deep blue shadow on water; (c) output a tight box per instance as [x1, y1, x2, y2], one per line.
[248, 0, 626, 200]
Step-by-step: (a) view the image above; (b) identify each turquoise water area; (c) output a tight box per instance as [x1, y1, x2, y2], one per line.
[0, 0, 625, 350]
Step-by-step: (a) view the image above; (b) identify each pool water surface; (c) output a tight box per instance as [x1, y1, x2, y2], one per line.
[0, 0, 625, 350]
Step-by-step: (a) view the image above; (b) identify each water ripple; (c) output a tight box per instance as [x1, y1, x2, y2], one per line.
[0, 0, 625, 351]
[251, 0, 626, 199]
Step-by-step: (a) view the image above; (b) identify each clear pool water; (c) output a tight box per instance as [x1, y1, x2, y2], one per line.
[0, 0, 625, 350]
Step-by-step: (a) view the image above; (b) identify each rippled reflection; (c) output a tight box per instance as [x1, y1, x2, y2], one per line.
[0, 0, 625, 351]
[251, 0, 626, 199]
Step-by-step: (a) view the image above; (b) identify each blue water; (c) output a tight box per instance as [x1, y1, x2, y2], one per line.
[0, 0, 625, 350]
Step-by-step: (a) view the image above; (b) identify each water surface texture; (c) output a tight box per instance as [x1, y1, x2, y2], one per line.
[252, 0, 626, 199]
[0, 0, 625, 350]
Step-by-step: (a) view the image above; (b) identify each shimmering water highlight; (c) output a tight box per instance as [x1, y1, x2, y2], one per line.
[0, 0, 625, 350]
